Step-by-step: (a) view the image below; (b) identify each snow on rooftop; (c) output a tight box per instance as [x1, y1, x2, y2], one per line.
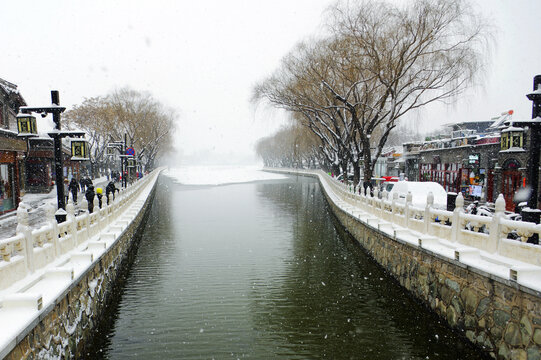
[501, 126, 524, 133]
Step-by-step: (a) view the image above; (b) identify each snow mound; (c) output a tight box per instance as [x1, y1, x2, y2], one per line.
[163, 165, 287, 185]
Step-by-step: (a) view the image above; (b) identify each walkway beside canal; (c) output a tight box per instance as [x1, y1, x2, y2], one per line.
[267, 168, 541, 360]
[0, 169, 160, 359]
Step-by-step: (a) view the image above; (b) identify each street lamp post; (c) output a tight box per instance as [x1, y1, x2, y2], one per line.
[523, 75, 541, 243]
[107, 134, 133, 189]
[19, 91, 86, 223]
[20, 91, 67, 222]
[526, 75, 541, 210]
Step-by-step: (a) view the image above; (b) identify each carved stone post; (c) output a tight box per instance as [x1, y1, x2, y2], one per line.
[424, 192, 434, 234]
[16, 202, 34, 273]
[405, 191, 412, 228]
[451, 193, 465, 243]
[66, 196, 78, 247]
[44, 202, 60, 256]
[489, 194, 506, 254]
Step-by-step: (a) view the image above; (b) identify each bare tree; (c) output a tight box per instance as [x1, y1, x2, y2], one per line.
[63, 97, 112, 176]
[254, 0, 490, 187]
[255, 123, 324, 169]
[253, 38, 359, 177]
[324, 0, 490, 183]
[64, 88, 177, 173]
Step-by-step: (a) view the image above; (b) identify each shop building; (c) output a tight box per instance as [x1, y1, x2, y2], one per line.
[400, 110, 541, 211]
[0, 78, 27, 214]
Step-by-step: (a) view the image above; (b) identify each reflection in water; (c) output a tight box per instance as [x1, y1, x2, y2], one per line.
[93, 175, 487, 359]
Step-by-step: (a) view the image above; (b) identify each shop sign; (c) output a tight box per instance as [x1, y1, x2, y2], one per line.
[0, 137, 27, 152]
[469, 154, 480, 164]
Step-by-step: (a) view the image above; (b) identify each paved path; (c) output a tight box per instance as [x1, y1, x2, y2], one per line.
[0, 178, 114, 239]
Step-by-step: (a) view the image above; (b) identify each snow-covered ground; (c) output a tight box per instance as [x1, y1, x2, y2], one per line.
[0, 176, 109, 239]
[162, 165, 287, 185]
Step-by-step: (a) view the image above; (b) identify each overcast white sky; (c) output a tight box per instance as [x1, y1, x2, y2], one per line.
[1, 0, 540, 165]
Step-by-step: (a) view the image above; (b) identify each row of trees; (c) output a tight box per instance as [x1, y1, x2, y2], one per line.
[64, 88, 176, 175]
[255, 121, 421, 171]
[256, 124, 323, 168]
[253, 0, 490, 187]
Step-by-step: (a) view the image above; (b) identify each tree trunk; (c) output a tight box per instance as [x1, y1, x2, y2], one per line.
[362, 139, 373, 193]
[341, 161, 348, 182]
[352, 161, 361, 192]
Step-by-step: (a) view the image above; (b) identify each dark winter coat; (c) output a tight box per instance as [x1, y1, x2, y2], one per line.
[85, 186, 95, 213]
[68, 179, 79, 193]
[105, 181, 118, 204]
[68, 178, 79, 202]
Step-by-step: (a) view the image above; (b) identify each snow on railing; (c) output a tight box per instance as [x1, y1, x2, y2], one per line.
[0, 172, 156, 291]
[267, 167, 541, 291]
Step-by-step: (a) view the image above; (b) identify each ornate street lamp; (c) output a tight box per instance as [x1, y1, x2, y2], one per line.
[70, 138, 89, 161]
[16, 113, 38, 136]
[106, 138, 128, 188]
[19, 91, 68, 222]
[500, 125, 524, 151]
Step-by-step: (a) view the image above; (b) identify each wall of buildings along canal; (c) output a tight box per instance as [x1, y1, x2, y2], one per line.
[4, 177, 158, 359]
[303, 172, 540, 360]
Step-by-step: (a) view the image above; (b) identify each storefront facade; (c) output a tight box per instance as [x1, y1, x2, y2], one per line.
[0, 133, 26, 214]
[25, 138, 54, 193]
[0, 78, 27, 214]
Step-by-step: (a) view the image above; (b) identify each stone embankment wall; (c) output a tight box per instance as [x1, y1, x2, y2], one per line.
[4, 177, 158, 359]
[331, 199, 540, 360]
[272, 169, 541, 360]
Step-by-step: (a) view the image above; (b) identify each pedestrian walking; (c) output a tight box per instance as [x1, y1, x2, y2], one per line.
[85, 185, 95, 213]
[96, 187, 103, 209]
[68, 178, 80, 203]
[105, 181, 118, 205]
[80, 177, 86, 193]
[63, 178, 69, 203]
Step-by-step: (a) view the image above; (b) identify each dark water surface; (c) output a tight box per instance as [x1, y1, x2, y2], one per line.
[95, 175, 487, 359]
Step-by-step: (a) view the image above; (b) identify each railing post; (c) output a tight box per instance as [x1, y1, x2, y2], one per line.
[450, 193, 464, 243]
[489, 194, 506, 253]
[16, 202, 34, 273]
[66, 196, 78, 248]
[424, 192, 434, 234]
[366, 188, 373, 214]
[392, 192, 398, 223]
[103, 200, 111, 228]
[373, 187, 380, 216]
[93, 196, 101, 231]
[80, 197, 89, 243]
[45, 202, 60, 257]
[405, 191, 412, 228]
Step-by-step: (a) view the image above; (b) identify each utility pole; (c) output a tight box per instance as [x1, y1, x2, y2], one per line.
[51, 91, 65, 216]
[526, 75, 541, 210]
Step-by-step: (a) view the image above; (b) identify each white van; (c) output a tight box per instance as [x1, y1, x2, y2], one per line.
[386, 181, 447, 209]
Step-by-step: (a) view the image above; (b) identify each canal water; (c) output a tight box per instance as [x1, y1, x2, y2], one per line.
[92, 174, 487, 359]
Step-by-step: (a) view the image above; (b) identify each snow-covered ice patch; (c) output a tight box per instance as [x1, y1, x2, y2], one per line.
[163, 165, 287, 185]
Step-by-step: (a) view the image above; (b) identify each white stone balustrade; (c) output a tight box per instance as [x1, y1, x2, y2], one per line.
[266, 168, 541, 292]
[0, 172, 157, 292]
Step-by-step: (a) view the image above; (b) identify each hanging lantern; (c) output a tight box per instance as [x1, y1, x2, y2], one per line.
[16, 113, 38, 135]
[71, 139, 90, 161]
[106, 146, 116, 157]
[501, 125, 524, 151]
